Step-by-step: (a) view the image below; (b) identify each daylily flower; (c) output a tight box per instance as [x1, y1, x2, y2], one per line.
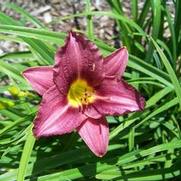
[23, 32, 145, 157]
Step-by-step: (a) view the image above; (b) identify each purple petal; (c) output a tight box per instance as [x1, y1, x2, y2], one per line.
[77, 117, 109, 157]
[94, 79, 145, 116]
[83, 105, 102, 119]
[53, 32, 104, 94]
[23, 66, 54, 95]
[33, 85, 86, 137]
[104, 47, 128, 77]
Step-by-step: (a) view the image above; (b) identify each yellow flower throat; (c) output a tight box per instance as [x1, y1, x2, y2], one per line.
[67, 79, 95, 108]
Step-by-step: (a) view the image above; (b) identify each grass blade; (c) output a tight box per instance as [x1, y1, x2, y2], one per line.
[151, 38, 181, 108]
[17, 124, 35, 181]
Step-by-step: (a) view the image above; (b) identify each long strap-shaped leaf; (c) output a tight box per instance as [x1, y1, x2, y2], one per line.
[151, 38, 181, 108]
[17, 124, 35, 181]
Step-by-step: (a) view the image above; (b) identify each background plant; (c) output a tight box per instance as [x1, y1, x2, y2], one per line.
[0, 0, 181, 180]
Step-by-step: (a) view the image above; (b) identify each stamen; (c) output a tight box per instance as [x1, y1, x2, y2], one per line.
[67, 79, 96, 108]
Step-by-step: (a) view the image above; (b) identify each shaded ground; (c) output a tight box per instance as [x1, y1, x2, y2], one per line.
[0, 0, 115, 55]
[0, 0, 174, 55]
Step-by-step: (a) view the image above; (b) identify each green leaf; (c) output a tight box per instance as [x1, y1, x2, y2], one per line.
[17, 124, 35, 181]
[151, 38, 181, 108]
[0, 25, 65, 44]
[5, 3, 45, 28]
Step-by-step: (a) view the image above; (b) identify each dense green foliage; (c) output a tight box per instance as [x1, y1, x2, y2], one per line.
[0, 1, 181, 180]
